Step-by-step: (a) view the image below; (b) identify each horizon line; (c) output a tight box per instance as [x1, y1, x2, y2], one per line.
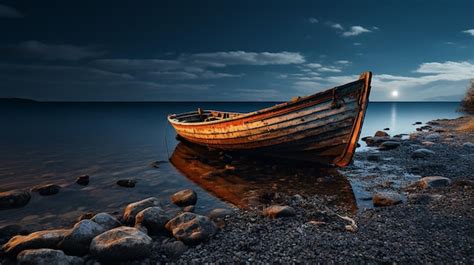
[0, 98, 462, 103]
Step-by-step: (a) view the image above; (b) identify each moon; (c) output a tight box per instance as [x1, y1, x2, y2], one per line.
[391, 90, 399, 97]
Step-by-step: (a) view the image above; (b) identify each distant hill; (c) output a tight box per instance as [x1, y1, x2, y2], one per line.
[0, 98, 38, 103]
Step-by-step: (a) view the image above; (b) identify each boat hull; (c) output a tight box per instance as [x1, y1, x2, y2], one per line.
[168, 72, 372, 167]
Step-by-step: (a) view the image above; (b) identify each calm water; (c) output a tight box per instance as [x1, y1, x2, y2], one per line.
[0, 102, 461, 228]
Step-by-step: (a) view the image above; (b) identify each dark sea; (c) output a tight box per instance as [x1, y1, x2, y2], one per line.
[0, 102, 461, 228]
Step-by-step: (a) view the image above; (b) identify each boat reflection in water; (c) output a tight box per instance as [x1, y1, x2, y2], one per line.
[170, 142, 357, 211]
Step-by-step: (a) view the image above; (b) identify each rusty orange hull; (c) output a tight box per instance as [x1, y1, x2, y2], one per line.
[168, 72, 372, 167]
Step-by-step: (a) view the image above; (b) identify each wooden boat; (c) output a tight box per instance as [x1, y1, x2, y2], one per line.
[170, 142, 357, 210]
[168, 72, 372, 167]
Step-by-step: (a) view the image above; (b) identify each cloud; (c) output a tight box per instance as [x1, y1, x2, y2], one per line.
[353, 42, 362, 46]
[0, 62, 219, 101]
[462, 29, 474, 36]
[318, 66, 341, 73]
[170, 83, 214, 90]
[92, 59, 182, 72]
[199, 71, 242, 79]
[306, 63, 322, 68]
[0, 63, 134, 83]
[149, 71, 198, 80]
[94, 58, 244, 80]
[342, 26, 371, 37]
[308, 17, 318, 24]
[303, 63, 341, 73]
[335, 60, 350, 65]
[355, 61, 473, 90]
[293, 61, 474, 100]
[186, 51, 305, 66]
[18, 41, 105, 60]
[415, 61, 474, 76]
[0, 4, 23, 18]
[148, 70, 242, 80]
[94, 51, 305, 77]
[325, 22, 374, 37]
[327, 22, 344, 30]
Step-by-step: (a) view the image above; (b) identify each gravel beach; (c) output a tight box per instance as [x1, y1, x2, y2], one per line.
[1, 116, 473, 264]
[173, 115, 474, 264]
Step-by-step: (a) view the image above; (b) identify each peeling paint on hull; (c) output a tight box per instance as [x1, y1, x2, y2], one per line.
[168, 72, 372, 167]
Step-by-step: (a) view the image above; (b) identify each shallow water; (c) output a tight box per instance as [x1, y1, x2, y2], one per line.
[0, 101, 461, 228]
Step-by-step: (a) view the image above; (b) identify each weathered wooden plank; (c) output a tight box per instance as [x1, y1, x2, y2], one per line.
[175, 105, 357, 142]
[179, 118, 354, 149]
[173, 97, 358, 135]
[167, 72, 372, 167]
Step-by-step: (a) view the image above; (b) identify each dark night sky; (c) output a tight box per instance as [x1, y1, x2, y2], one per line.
[0, 0, 473, 101]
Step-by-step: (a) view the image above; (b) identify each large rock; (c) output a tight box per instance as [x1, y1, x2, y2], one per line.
[379, 141, 401, 150]
[135, 206, 170, 235]
[123, 197, 161, 224]
[421, 141, 435, 146]
[171, 189, 197, 207]
[365, 137, 380, 146]
[409, 132, 421, 141]
[91, 212, 121, 230]
[374, 131, 390, 137]
[2, 229, 69, 256]
[362, 136, 390, 147]
[17, 248, 83, 265]
[165, 212, 217, 245]
[75, 175, 89, 186]
[90, 226, 152, 262]
[208, 208, 234, 220]
[262, 205, 296, 218]
[58, 219, 106, 256]
[373, 192, 403, 207]
[411, 148, 435, 159]
[0, 190, 31, 210]
[116, 179, 136, 188]
[424, 133, 441, 142]
[77, 212, 95, 222]
[418, 176, 451, 189]
[182, 205, 195, 212]
[31, 184, 61, 196]
[161, 239, 187, 259]
[463, 142, 474, 148]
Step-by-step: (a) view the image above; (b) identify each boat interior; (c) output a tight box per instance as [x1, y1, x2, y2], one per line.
[169, 108, 242, 123]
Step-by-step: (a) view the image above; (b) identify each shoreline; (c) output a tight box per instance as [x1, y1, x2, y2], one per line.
[1, 115, 473, 263]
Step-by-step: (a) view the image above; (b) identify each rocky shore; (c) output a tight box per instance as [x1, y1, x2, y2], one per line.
[1, 116, 473, 264]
